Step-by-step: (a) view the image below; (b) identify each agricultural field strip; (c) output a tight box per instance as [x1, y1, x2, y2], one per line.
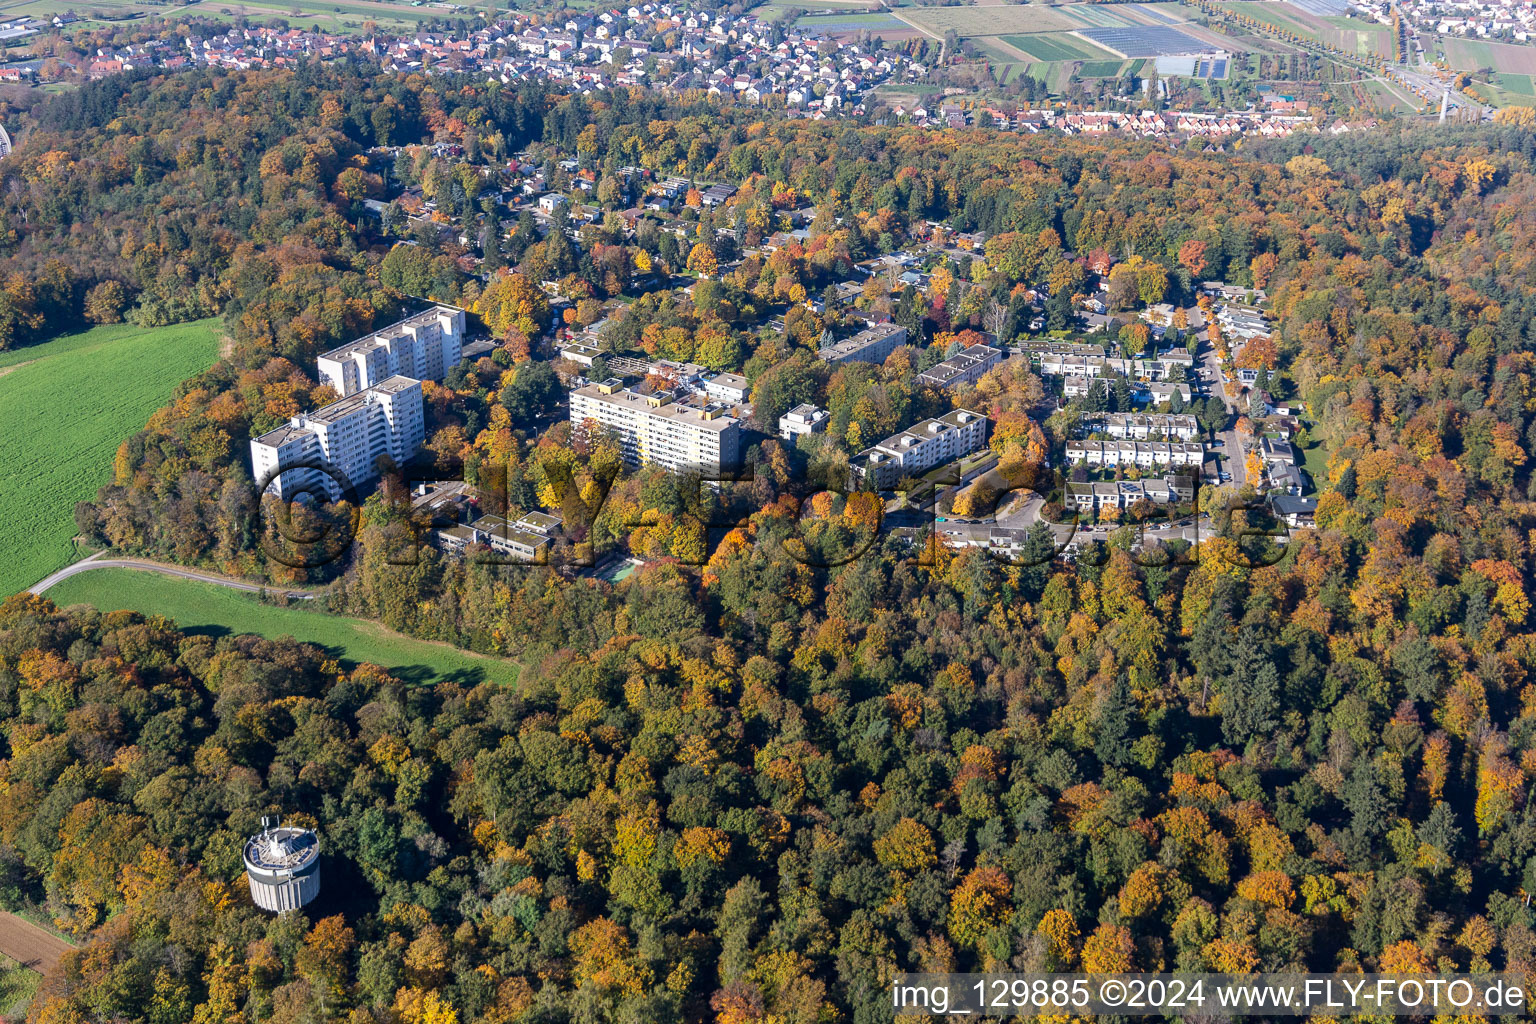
[901, 4, 1084, 37]
[1444, 36, 1536, 75]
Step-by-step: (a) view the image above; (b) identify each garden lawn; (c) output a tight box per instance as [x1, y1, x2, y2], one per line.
[46, 569, 519, 687]
[0, 319, 222, 597]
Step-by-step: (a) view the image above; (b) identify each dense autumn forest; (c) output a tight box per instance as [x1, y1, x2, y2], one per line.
[3, 63, 1536, 1024]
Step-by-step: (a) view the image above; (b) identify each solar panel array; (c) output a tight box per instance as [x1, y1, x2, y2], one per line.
[1078, 24, 1216, 58]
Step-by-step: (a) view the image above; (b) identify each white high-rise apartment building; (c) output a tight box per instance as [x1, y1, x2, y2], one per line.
[317, 306, 465, 397]
[251, 376, 426, 501]
[569, 379, 741, 474]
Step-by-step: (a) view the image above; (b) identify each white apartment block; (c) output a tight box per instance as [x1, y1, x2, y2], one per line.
[570, 378, 741, 474]
[251, 376, 425, 501]
[317, 306, 466, 397]
[702, 372, 750, 403]
[818, 322, 908, 364]
[853, 409, 987, 489]
[1083, 412, 1201, 442]
[915, 345, 1004, 390]
[779, 403, 828, 441]
[1065, 440, 1205, 469]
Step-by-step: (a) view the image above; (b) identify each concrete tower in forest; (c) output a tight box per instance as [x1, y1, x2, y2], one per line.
[243, 817, 321, 912]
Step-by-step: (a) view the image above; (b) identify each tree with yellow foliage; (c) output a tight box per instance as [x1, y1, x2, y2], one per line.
[948, 866, 1013, 951]
[873, 818, 937, 871]
[687, 242, 718, 277]
[1080, 923, 1135, 973]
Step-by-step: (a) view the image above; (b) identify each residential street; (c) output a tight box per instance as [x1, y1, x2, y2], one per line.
[1189, 303, 1247, 490]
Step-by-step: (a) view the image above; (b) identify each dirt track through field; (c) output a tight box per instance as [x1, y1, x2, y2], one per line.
[0, 913, 73, 975]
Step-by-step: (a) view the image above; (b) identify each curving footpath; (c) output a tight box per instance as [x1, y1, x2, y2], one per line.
[28, 551, 315, 600]
[0, 911, 73, 975]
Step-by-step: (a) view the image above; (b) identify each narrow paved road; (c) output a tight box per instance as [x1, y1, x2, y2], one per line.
[1190, 307, 1246, 489]
[29, 552, 315, 600]
[0, 912, 73, 975]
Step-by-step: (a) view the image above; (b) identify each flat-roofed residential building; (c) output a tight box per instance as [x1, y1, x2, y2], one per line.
[1063, 374, 1110, 399]
[559, 340, 602, 366]
[251, 376, 425, 501]
[570, 378, 741, 474]
[1083, 412, 1201, 441]
[1022, 340, 1106, 361]
[915, 345, 1003, 390]
[317, 306, 466, 397]
[702, 372, 750, 403]
[437, 510, 563, 562]
[818, 323, 907, 365]
[779, 403, 828, 441]
[1066, 474, 1195, 511]
[852, 409, 987, 489]
[1041, 353, 1183, 382]
[1064, 440, 1204, 468]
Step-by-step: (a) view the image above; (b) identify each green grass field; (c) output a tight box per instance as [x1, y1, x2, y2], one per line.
[1495, 72, 1536, 95]
[0, 320, 222, 598]
[796, 11, 904, 31]
[1003, 32, 1109, 62]
[1078, 59, 1130, 78]
[46, 569, 518, 687]
[0, 953, 41, 1018]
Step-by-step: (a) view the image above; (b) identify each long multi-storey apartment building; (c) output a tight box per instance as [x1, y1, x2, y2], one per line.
[817, 322, 908, 365]
[317, 306, 466, 397]
[914, 345, 1004, 390]
[569, 378, 741, 474]
[251, 376, 426, 500]
[852, 409, 988, 488]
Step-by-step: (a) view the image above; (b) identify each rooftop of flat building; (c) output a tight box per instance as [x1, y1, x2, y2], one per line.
[917, 344, 1002, 381]
[318, 305, 463, 362]
[868, 408, 985, 454]
[252, 421, 314, 448]
[308, 375, 421, 425]
[572, 382, 739, 432]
